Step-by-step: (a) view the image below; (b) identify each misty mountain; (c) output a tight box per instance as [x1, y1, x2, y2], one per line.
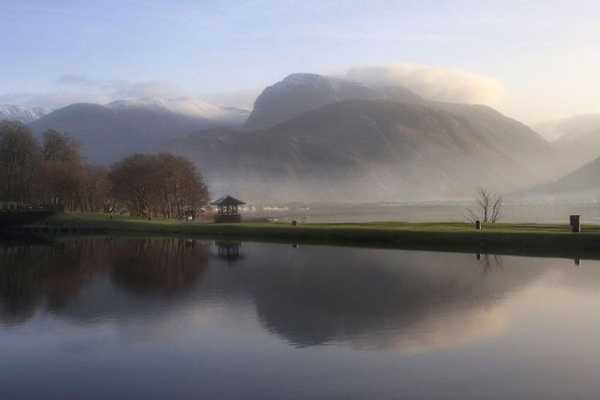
[29, 99, 249, 164]
[0, 104, 50, 123]
[244, 73, 423, 130]
[535, 114, 600, 141]
[167, 98, 557, 203]
[541, 114, 600, 172]
[529, 156, 600, 199]
[107, 97, 249, 125]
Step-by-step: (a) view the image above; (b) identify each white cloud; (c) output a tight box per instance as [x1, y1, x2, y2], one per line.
[3, 65, 505, 112]
[345, 64, 507, 105]
[200, 88, 260, 110]
[110, 80, 187, 99]
[1, 77, 191, 109]
[5, 77, 259, 111]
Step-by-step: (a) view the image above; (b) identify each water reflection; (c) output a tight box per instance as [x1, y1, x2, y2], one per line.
[232, 248, 541, 350]
[1, 239, 597, 352]
[215, 240, 243, 263]
[0, 238, 208, 325]
[476, 253, 504, 273]
[1, 238, 600, 399]
[111, 238, 207, 296]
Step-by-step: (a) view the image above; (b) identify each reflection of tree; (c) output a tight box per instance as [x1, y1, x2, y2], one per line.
[44, 240, 110, 311]
[111, 238, 208, 296]
[0, 240, 104, 323]
[477, 253, 504, 274]
[0, 243, 48, 324]
[0, 238, 208, 324]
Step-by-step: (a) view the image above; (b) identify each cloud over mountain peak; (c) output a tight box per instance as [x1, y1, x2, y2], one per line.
[345, 64, 506, 106]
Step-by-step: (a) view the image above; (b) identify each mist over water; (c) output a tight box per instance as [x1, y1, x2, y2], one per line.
[244, 202, 600, 224]
[1, 237, 599, 399]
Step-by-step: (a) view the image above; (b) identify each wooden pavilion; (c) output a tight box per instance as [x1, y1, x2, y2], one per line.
[211, 195, 246, 223]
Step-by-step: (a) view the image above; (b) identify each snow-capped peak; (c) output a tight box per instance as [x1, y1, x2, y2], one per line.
[0, 105, 51, 124]
[107, 97, 249, 123]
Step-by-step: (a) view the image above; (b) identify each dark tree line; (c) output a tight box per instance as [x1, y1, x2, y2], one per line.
[0, 121, 40, 204]
[0, 121, 208, 217]
[109, 153, 208, 218]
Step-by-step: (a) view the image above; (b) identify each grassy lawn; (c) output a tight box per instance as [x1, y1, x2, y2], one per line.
[38, 212, 600, 259]
[46, 212, 600, 234]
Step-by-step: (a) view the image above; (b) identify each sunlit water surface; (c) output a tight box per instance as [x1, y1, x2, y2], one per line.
[0, 237, 599, 399]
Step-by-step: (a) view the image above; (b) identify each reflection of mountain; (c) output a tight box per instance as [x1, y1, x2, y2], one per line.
[2, 239, 596, 354]
[0, 238, 208, 325]
[227, 246, 548, 350]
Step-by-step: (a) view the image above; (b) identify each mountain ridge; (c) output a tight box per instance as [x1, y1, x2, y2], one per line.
[29, 100, 246, 164]
[0, 104, 50, 124]
[529, 155, 600, 199]
[244, 73, 423, 130]
[168, 97, 558, 203]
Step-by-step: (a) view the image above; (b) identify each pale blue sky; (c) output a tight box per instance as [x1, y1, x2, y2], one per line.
[1, 0, 600, 122]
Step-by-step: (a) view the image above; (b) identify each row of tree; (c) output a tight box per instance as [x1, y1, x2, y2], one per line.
[0, 121, 209, 218]
[109, 153, 208, 218]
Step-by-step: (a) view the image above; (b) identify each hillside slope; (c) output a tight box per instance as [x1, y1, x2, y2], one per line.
[245, 73, 422, 130]
[531, 156, 600, 199]
[169, 99, 557, 203]
[0, 105, 49, 124]
[30, 101, 246, 163]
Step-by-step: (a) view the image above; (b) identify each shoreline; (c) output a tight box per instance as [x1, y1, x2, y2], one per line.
[12, 213, 599, 260]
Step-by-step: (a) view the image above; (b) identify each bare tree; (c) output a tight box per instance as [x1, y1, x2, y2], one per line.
[38, 130, 85, 209]
[75, 165, 110, 212]
[0, 121, 41, 204]
[490, 192, 503, 223]
[466, 187, 503, 224]
[0, 124, 111, 212]
[41, 130, 81, 163]
[109, 153, 208, 218]
[0, 123, 207, 216]
[109, 154, 157, 217]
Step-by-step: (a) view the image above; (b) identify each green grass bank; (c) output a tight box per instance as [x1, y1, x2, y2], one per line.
[40, 213, 600, 259]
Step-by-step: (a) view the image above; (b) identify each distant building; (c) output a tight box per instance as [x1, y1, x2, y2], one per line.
[211, 195, 246, 223]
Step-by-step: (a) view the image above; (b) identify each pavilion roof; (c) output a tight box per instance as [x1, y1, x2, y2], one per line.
[210, 195, 246, 206]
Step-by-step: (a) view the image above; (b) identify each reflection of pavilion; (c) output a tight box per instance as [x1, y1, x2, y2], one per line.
[215, 241, 243, 263]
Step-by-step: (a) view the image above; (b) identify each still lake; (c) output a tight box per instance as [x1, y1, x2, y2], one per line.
[0, 237, 599, 399]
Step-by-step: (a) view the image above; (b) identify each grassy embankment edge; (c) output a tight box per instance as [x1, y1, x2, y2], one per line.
[41, 213, 600, 259]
